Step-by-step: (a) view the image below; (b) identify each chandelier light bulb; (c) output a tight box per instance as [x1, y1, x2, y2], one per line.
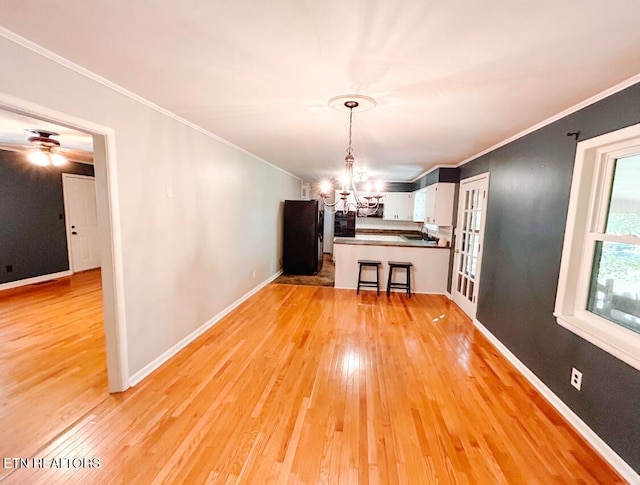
[340, 172, 351, 191]
[319, 180, 332, 195]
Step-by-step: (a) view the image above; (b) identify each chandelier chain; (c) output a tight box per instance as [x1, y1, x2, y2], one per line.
[347, 107, 353, 155]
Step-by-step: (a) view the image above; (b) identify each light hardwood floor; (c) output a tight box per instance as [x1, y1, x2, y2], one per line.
[1, 272, 625, 484]
[0, 270, 108, 481]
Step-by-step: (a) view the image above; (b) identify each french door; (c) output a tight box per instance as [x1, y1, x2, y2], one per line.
[452, 173, 489, 318]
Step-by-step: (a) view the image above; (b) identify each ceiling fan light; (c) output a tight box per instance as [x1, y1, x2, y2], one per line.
[28, 150, 49, 166]
[50, 152, 68, 166]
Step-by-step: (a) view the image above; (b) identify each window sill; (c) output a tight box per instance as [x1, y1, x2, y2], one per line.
[555, 313, 640, 371]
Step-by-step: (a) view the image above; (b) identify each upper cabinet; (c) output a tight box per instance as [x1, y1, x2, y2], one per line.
[424, 183, 455, 226]
[412, 190, 426, 222]
[383, 192, 414, 221]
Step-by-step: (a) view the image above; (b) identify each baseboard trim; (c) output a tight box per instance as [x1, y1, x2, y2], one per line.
[473, 318, 639, 484]
[129, 270, 283, 387]
[445, 290, 452, 300]
[0, 270, 72, 292]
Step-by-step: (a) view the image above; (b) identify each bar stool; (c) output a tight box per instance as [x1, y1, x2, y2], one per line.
[387, 261, 413, 297]
[357, 260, 381, 295]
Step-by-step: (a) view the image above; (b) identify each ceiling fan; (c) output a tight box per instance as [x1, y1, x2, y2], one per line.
[25, 130, 68, 167]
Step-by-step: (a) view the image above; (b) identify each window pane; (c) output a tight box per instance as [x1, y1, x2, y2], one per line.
[606, 154, 640, 236]
[587, 241, 640, 333]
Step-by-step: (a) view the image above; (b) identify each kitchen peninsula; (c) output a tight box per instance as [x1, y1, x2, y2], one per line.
[333, 234, 450, 294]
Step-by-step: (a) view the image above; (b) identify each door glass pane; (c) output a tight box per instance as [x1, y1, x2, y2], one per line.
[474, 209, 482, 232]
[587, 241, 640, 333]
[472, 234, 480, 257]
[468, 281, 474, 301]
[606, 154, 640, 236]
[470, 256, 477, 279]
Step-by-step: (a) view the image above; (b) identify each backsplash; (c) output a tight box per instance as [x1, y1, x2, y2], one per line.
[356, 218, 422, 231]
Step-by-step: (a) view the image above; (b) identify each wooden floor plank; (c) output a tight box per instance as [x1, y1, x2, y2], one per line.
[1, 275, 627, 483]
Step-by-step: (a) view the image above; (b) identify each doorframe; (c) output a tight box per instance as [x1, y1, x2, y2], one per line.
[452, 172, 490, 319]
[62, 173, 97, 274]
[0, 91, 129, 393]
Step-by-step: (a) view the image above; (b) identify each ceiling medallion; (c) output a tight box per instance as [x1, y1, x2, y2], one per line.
[327, 94, 376, 113]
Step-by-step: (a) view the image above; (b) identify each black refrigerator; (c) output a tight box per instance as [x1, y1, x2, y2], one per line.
[283, 200, 324, 275]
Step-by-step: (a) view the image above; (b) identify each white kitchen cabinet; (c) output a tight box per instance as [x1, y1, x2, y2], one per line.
[412, 190, 426, 222]
[383, 192, 414, 221]
[424, 183, 455, 226]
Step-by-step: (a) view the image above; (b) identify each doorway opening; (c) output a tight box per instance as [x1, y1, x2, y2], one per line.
[0, 96, 128, 471]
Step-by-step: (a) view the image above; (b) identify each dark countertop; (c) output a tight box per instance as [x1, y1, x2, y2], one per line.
[334, 234, 449, 248]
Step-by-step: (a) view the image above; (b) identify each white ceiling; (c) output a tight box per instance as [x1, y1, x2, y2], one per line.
[2, 0, 640, 183]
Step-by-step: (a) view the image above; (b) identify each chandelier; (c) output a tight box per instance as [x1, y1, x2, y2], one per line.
[319, 95, 383, 215]
[26, 130, 67, 167]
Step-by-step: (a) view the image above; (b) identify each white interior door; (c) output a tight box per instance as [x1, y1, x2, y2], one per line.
[63, 174, 101, 272]
[453, 174, 489, 318]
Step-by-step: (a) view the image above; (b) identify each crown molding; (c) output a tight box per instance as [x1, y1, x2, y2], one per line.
[410, 164, 453, 183]
[411, 73, 640, 181]
[453, 72, 640, 169]
[0, 27, 301, 181]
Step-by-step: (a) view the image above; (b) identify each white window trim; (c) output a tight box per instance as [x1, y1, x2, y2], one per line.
[555, 123, 640, 372]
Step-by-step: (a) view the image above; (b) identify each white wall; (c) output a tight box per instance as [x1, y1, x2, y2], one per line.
[0, 35, 300, 378]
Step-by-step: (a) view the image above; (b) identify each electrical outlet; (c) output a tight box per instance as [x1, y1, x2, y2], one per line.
[571, 368, 583, 391]
[252, 270, 256, 279]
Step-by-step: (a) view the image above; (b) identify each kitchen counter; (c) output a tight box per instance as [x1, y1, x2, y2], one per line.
[333, 235, 450, 294]
[334, 234, 448, 248]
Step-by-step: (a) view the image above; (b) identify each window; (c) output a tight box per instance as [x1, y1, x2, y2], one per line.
[555, 124, 640, 371]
